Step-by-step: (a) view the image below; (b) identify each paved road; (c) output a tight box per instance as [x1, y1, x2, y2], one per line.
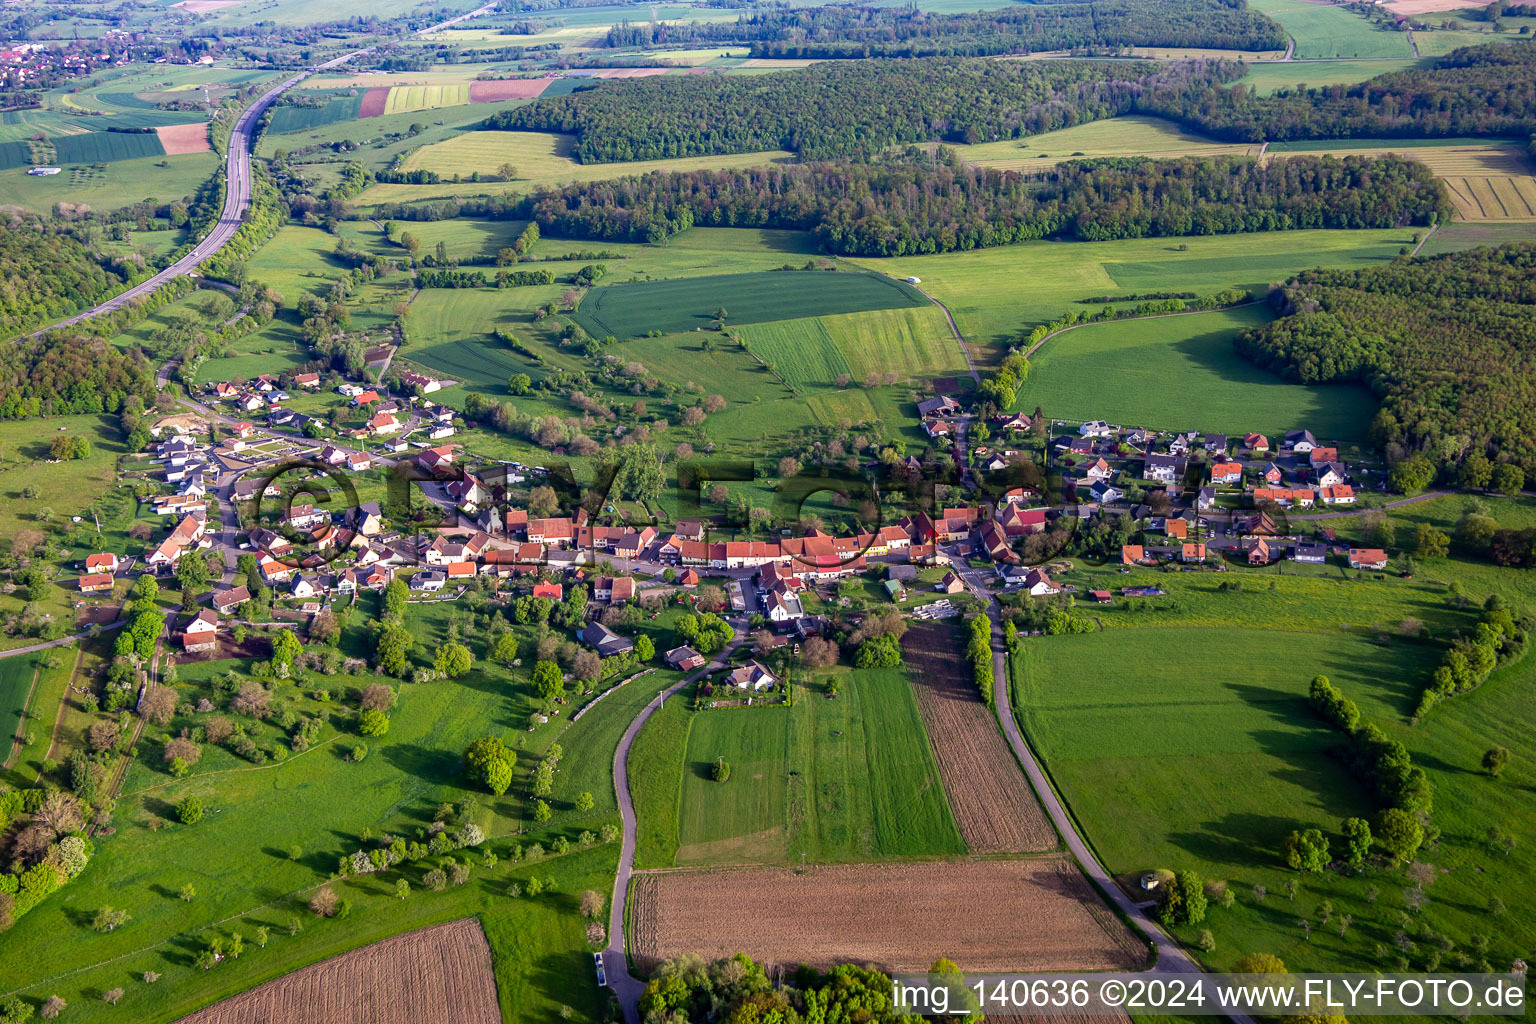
[0, 622, 127, 661]
[27, 2, 498, 338]
[605, 637, 745, 1024]
[30, 51, 366, 337]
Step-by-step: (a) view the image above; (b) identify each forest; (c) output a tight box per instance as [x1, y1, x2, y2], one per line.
[601, 0, 1288, 58]
[481, 58, 1231, 162]
[0, 333, 157, 420]
[1144, 41, 1536, 142]
[0, 223, 137, 339]
[515, 150, 1449, 255]
[1236, 244, 1536, 475]
[487, 44, 1535, 164]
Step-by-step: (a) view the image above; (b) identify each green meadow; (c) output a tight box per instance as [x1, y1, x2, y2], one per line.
[0, 657, 36, 764]
[1250, 0, 1415, 57]
[570, 269, 928, 339]
[736, 305, 966, 392]
[1015, 303, 1377, 439]
[846, 228, 1413, 351]
[0, 153, 217, 214]
[1011, 612, 1536, 975]
[664, 666, 964, 866]
[0, 594, 691, 1024]
[1236, 59, 1427, 95]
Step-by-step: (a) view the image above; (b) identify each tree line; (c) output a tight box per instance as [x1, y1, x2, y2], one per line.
[601, 0, 1289, 58]
[514, 150, 1448, 256]
[1236, 243, 1536, 476]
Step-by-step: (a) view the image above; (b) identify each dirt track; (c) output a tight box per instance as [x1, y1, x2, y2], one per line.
[904, 623, 1055, 852]
[631, 857, 1146, 973]
[174, 919, 499, 1024]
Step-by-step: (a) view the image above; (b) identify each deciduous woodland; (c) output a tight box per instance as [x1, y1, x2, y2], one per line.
[601, 0, 1290, 58]
[485, 44, 1536, 164]
[0, 224, 139, 338]
[1141, 41, 1536, 142]
[481, 58, 1231, 162]
[1237, 244, 1536, 473]
[515, 151, 1449, 254]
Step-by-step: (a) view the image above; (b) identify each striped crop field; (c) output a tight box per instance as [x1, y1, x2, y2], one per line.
[383, 84, 472, 115]
[822, 305, 965, 380]
[737, 318, 854, 392]
[1442, 176, 1536, 222]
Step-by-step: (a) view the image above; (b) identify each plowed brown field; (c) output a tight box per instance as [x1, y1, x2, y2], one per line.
[156, 122, 211, 155]
[174, 919, 499, 1024]
[904, 623, 1055, 852]
[468, 78, 553, 101]
[359, 88, 389, 118]
[631, 858, 1147, 973]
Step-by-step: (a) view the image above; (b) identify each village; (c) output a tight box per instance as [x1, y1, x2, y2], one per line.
[66, 368, 1403, 679]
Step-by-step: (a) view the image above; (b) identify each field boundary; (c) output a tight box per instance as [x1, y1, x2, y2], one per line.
[0, 665, 39, 770]
[39, 646, 84, 766]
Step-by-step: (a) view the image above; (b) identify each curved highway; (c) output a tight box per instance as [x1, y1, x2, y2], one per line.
[32, 52, 360, 336]
[30, 2, 498, 337]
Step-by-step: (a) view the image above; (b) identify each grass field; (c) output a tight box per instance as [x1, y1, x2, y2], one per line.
[953, 117, 1260, 172]
[267, 94, 365, 135]
[0, 657, 36, 766]
[1015, 303, 1377, 437]
[736, 305, 964, 391]
[0, 152, 216, 213]
[609, 331, 793, 403]
[0, 590, 655, 1024]
[1010, 606, 1536, 975]
[1236, 58, 1426, 94]
[1251, 0, 1416, 56]
[1418, 220, 1536, 254]
[571, 270, 928, 339]
[847, 228, 1414, 350]
[380, 130, 793, 202]
[0, 414, 124, 541]
[735, 318, 854, 392]
[191, 321, 312, 384]
[673, 667, 965, 865]
[628, 696, 692, 869]
[383, 83, 472, 115]
[392, 218, 530, 261]
[3, 650, 73, 781]
[1410, 25, 1520, 55]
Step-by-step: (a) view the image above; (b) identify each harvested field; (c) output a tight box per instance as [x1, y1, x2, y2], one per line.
[359, 88, 389, 118]
[468, 78, 553, 101]
[1384, 0, 1491, 12]
[575, 67, 673, 78]
[630, 857, 1146, 973]
[1443, 176, 1536, 221]
[155, 122, 211, 155]
[174, 919, 499, 1024]
[172, 0, 244, 9]
[903, 623, 1056, 853]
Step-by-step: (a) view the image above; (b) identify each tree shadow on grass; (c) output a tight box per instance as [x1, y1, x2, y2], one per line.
[382, 742, 461, 787]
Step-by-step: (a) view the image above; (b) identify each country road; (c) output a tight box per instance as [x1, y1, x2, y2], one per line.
[605, 637, 746, 1024]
